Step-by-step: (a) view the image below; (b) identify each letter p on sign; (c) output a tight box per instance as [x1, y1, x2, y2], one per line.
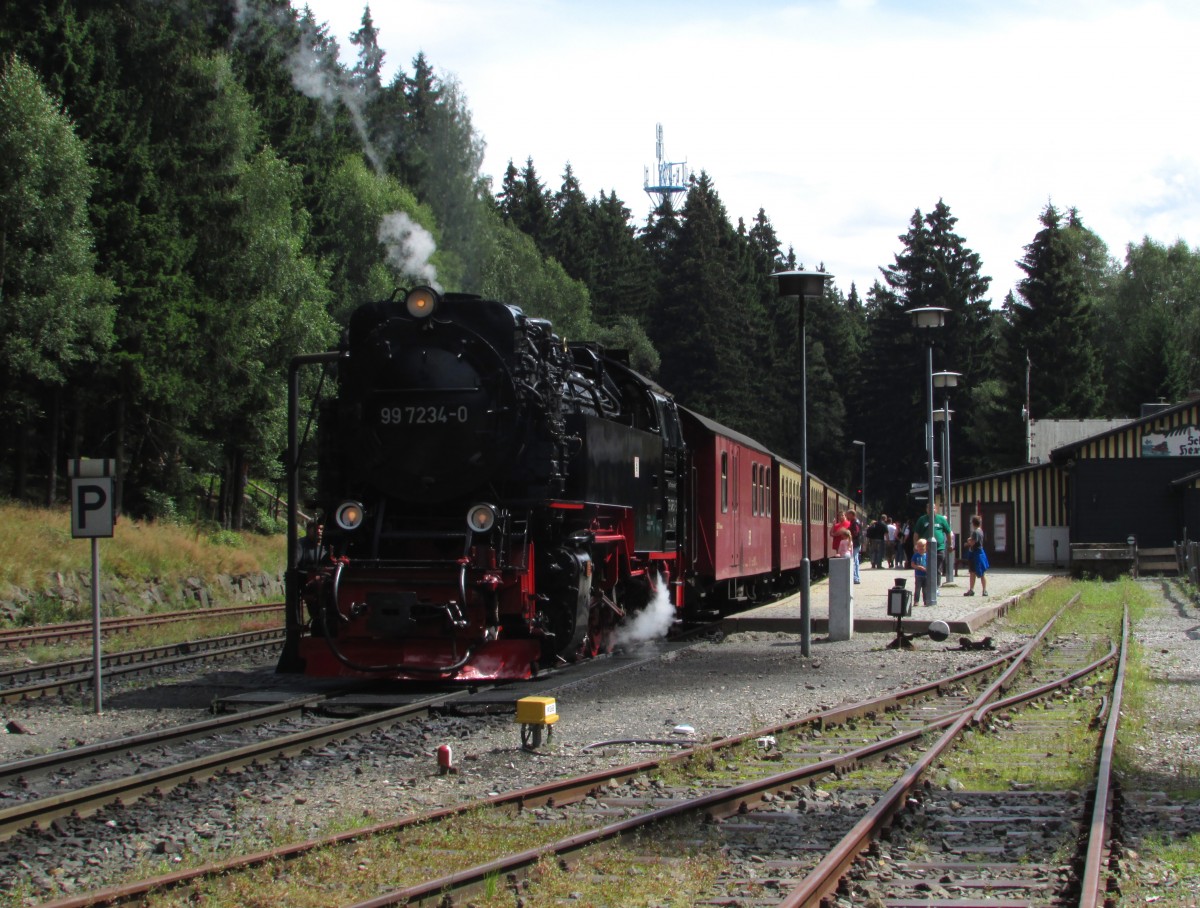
[68, 459, 116, 539]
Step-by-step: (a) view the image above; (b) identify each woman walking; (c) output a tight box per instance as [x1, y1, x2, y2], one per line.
[964, 515, 990, 597]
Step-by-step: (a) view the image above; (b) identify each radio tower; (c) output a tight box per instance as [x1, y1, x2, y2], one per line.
[644, 124, 689, 210]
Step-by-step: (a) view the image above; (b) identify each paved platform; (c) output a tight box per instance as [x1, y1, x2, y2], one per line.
[721, 562, 1063, 638]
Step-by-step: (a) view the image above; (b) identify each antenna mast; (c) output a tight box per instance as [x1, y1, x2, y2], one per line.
[644, 124, 689, 209]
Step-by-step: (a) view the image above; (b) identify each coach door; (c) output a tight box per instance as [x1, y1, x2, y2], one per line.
[979, 504, 1015, 567]
[730, 448, 742, 572]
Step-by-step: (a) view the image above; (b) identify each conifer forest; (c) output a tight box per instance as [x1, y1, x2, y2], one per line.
[3, 0, 1200, 528]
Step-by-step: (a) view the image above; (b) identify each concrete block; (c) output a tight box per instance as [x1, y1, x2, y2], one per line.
[828, 556, 854, 641]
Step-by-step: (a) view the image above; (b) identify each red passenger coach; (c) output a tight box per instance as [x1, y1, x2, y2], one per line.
[679, 407, 776, 606]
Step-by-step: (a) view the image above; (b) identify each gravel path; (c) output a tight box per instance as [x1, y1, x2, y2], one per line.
[1, 577, 1198, 903]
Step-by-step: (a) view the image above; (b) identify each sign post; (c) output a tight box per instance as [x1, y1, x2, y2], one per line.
[68, 458, 116, 715]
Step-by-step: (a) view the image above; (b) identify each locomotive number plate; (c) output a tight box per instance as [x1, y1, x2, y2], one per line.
[380, 405, 469, 426]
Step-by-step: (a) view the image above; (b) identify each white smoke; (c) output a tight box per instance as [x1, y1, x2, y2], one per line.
[613, 573, 676, 648]
[378, 212, 440, 290]
[286, 22, 383, 173]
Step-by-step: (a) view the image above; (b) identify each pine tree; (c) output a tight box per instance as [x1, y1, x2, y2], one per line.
[497, 157, 552, 251]
[1009, 204, 1107, 419]
[875, 200, 993, 501]
[349, 5, 384, 97]
[0, 53, 115, 498]
[1100, 238, 1200, 413]
[648, 173, 758, 430]
[546, 164, 595, 284]
[587, 190, 656, 329]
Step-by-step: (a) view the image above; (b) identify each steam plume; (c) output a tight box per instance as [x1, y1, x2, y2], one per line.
[613, 573, 675, 648]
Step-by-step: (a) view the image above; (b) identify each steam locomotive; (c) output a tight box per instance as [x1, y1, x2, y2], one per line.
[277, 287, 853, 682]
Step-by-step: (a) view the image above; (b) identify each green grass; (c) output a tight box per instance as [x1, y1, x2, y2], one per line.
[0, 500, 286, 626]
[1116, 831, 1200, 906]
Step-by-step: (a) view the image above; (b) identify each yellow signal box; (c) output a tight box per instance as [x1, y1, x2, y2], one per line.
[515, 696, 559, 750]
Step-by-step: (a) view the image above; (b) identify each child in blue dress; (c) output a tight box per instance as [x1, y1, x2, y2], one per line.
[964, 515, 990, 596]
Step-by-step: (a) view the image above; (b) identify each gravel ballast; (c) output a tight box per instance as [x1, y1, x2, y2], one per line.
[1, 576, 1198, 903]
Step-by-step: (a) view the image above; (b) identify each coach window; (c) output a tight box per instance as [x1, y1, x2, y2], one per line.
[721, 452, 729, 513]
[764, 469, 771, 518]
[751, 464, 758, 516]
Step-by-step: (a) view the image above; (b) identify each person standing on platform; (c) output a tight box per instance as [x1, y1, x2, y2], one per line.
[885, 516, 899, 568]
[835, 526, 853, 558]
[846, 509, 862, 584]
[866, 514, 887, 569]
[914, 501, 952, 603]
[964, 514, 990, 596]
[831, 510, 850, 552]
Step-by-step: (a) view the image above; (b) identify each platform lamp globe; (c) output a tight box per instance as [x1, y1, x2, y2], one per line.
[932, 371, 961, 585]
[772, 268, 833, 657]
[908, 306, 950, 610]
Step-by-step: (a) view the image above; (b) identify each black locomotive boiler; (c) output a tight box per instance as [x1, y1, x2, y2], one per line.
[278, 287, 687, 681]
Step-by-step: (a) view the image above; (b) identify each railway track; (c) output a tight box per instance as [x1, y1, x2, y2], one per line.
[18, 642, 1019, 904]
[0, 689, 469, 842]
[0, 628, 286, 702]
[22, 593, 1131, 908]
[0, 603, 284, 651]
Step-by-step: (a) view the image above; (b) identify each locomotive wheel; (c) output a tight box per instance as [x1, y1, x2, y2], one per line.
[539, 546, 593, 663]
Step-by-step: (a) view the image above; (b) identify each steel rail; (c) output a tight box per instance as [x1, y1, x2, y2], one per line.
[0, 690, 471, 842]
[778, 594, 1109, 908]
[1077, 605, 1129, 908]
[345, 619, 1105, 908]
[33, 648, 1020, 908]
[0, 603, 284, 649]
[1, 628, 285, 684]
[342, 707, 985, 908]
[0, 630, 285, 703]
[0, 696, 326, 786]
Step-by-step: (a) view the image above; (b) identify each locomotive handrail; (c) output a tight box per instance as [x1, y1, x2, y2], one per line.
[280, 350, 342, 674]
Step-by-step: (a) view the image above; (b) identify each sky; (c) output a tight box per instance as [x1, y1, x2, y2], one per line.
[296, 0, 1200, 303]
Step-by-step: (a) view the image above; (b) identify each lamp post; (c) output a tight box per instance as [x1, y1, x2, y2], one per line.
[852, 439, 866, 509]
[772, 269, 833, 657]
[908, 307, 949, 609]
[932, 371, 960, 585]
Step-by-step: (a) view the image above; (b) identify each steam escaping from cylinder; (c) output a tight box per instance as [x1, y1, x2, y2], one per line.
[379, 212, 440, 291]
[613, 573, 675, 648]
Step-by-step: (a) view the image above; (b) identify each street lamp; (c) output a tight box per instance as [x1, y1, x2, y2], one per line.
[932, 371, 961, 585]
[772, 268, 834, 657]
[908, 306, 949, 609]
[852, 440, 866, 509]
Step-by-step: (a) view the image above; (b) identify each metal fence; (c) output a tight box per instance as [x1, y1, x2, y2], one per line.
[1179, 541, 1200, 586]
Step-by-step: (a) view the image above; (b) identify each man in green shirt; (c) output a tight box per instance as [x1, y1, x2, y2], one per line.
[913, 501, 953, 604]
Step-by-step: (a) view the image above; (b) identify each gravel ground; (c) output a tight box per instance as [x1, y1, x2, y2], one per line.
[1, 577, 1198, 903]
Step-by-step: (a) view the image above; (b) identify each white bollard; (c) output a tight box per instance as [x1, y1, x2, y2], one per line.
[827, 556, 855, 641]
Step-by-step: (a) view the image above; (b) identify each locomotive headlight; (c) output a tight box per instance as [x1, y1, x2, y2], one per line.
[335, 501, 365, 531]
[467, 503, 497, 533]
[406, 286, 441, 319]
